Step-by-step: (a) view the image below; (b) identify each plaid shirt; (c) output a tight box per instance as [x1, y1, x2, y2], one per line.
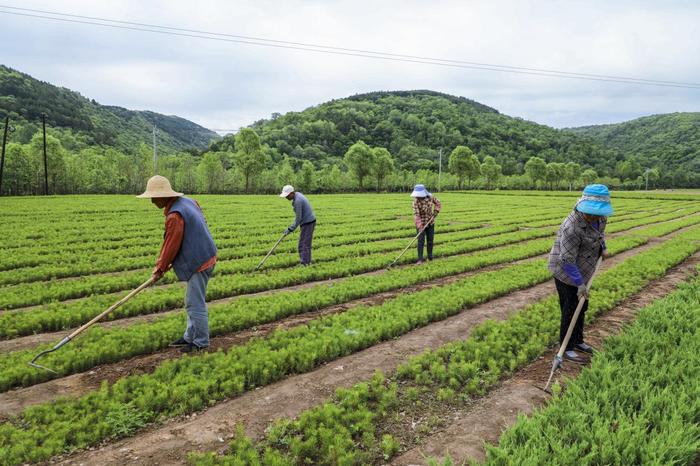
[413, 196, 441, 229]
[548, 209, 607, 286]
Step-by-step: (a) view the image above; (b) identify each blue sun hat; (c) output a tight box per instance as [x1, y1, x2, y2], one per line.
[410, 184, 431, 198]
[576, 184, 613, 217]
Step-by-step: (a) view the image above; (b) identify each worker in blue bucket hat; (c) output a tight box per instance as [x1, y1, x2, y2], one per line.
[548, 184, 613, 364]
[411, 184, 441, 264]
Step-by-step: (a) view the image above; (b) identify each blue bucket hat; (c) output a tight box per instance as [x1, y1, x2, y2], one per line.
[576, 184, 613, 217]
[410, 184, 431, 198]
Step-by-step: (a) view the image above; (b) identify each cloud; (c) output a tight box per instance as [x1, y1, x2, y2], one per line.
[0, 0, 698, 131]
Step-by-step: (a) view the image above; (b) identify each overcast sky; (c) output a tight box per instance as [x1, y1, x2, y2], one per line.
[1, 0, 698, 133]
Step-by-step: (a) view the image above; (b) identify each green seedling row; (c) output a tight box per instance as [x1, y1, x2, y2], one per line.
[0, 236, 570, 391]
[0, 222, 549, 307]
[10, 212, 694, 391]
[2, 227, 698, 465]
[482, 275, 700, 465]
[0, 204, 569, 278]
[186, 227, 700, 466]
[0, 224, 562, 327]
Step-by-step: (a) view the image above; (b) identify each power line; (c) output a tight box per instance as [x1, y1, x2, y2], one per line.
[1, 5, 699, 89]
[2, 4, 697, 88]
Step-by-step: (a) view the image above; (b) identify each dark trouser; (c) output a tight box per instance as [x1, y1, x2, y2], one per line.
[416, 223, 435, 261]
[299, 220, 315, 265]
[554, 278, 588, 350]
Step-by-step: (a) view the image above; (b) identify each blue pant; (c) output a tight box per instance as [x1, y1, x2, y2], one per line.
[184, 266, 213, 347]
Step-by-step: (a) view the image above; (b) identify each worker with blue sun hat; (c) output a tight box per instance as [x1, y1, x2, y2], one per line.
[548, 184, 613, 364]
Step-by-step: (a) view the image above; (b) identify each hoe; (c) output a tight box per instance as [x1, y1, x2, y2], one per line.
[541, 256, 603, 394]
[254, 232, 288, 271]
[387, 213, 436, 269]
[28, 276, 156, 373]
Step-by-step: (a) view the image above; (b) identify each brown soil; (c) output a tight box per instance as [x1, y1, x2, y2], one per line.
[47, 237, 670, 466]
[390, 252, 700, 466]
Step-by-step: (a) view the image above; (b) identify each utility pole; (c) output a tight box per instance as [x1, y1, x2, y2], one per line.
[644, 168, 651, 191]
[152, 124, 158, 175]
[0, 116, 10, 195]
[41, 113, 48, 195]
[437, 148, 442, 192]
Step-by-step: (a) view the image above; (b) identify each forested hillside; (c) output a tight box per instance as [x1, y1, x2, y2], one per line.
[567, 113, 700, 187]
[2, 70, 698, 195]
[212, 90, 622, 177]
[0, 65, 218, 152]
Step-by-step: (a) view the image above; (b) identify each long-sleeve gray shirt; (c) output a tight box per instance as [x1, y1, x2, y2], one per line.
[287, 192, 316, 232]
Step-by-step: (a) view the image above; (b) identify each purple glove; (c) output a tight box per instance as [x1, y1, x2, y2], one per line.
[562, 262, 584, 286]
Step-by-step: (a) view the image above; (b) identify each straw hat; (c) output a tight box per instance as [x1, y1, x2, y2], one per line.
[279, 185, 294, 198]
[137, 175, 183, 198]
[575, 184, 613, 217]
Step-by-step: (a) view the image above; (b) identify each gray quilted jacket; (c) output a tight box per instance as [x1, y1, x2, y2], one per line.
[548, 209, 607, 286]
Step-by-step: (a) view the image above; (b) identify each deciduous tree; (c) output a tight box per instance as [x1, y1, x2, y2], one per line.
[344, 140, 374, 190]
[448, 146, 480, 189]
[481, 156, 502, 190]
[525, 156, 547, 189]
[371, 147, 394, 191]
[234, 128, 266, 193]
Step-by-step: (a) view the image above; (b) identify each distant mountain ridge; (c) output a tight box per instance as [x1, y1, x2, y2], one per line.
[0, 65, 219, 152]
[565, 112, 700, 182]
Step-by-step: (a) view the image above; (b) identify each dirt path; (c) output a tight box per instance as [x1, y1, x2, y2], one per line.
[47, 239, 674, 466]
[390, 253, 700, 466]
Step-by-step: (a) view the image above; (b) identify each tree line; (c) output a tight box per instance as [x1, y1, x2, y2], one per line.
[0, 126, 665, 196]
[2, 89, 694, 195]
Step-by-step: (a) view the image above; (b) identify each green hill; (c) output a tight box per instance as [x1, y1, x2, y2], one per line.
[2, 67, 697, 193]
[566, 113, 700, 186]
[211, 90, 622, 176]
[0, 65, 218, 153]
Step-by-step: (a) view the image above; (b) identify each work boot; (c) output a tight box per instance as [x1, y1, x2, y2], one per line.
[169, 337, 189, 347]
[180, 343, 205, 354]
[563, 350, 586, 364]
[575, 342, 595, 354]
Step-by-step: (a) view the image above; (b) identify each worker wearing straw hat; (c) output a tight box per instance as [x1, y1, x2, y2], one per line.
[548, 184, 613, 364]
[280, 184, 316, 265]
[411, 184, 441, 264]
[138, 175, 217, 353]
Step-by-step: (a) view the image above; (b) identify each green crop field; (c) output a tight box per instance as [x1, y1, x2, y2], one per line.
[1, 191, 699, 465]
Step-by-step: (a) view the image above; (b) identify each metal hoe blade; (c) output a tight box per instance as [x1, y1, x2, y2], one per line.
[28, 348, 60, 374]
[27, 336, 70, 374]
[540, 355, 563, 394]
[27, 277, 155, 374]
